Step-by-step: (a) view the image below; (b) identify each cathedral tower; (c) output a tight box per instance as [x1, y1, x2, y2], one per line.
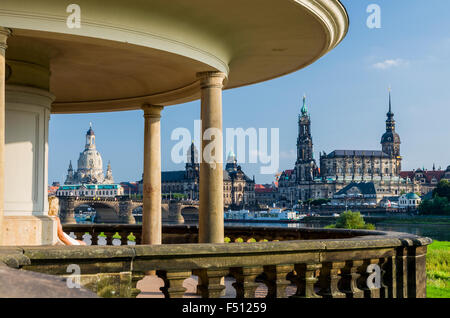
[295, 95, 317, 181]
[186, 141, 199, 180]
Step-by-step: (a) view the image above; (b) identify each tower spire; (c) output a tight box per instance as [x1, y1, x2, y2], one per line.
[388, 86, 392, 115]
[301, 94, 308, 116]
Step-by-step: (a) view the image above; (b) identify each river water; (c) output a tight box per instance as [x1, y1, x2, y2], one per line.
[222, 221, 450, 242]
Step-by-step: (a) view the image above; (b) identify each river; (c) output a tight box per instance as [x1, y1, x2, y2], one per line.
[222, 221, 450, 242]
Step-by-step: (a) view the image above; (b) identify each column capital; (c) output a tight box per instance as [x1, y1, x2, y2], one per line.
[197, 71, 227, 89]
[0, 27, 12, 54]
[142, 104, 163, 118]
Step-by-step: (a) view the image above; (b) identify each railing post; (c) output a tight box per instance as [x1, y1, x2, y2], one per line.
[358, 259, 381, 298]
[318, 261, 346, 298]
[407, 245, 427, 298]
[230, 266, 263, 298]
[193, 268, 228, 298]
[156, 270, 191, 298]
[130, 272, 145, 298]
[383, 255, 397, 298]
[340, 260, 364, 298]
[262, 265, 293, 298]
[290, 263, 322, 298]
[395, 246, 408, 298]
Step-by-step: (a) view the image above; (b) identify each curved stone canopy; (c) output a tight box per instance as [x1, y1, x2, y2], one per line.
[1, 0, 348, 113]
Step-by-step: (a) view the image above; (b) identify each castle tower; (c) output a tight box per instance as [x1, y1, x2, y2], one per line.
[381, 89, 401, 158]
[380, 88, 402, 175]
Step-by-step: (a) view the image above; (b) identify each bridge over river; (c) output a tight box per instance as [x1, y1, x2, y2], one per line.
[57, 196, 199, 224]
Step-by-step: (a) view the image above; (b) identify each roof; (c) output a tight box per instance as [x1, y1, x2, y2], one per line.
[8, 0, 348, 113]
[335, 182, 377, 196]
[400, 170, 446, 183]
[404, 193, 421, 200]
[59, 184, 120, 190]
[161, 171, 186, 182]
[255, 184, 276, 193]
[326, 150, 389, 158]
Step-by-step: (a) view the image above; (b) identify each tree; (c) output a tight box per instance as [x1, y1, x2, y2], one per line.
[433, 180, 450, 201]
[326, 211, 375, 230]
[419, 195, 450, 216]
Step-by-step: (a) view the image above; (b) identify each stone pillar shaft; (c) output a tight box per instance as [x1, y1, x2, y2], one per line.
[198, 71, 226, 244]
[0, 28, 10, 245]
[142, 105, 163, 245]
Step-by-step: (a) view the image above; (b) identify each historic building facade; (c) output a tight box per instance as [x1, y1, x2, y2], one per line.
[157, 143, 256, 207]
[278, 92, 417, 204]
[400, 165, 450, 195]
[59, 125, 123, 197]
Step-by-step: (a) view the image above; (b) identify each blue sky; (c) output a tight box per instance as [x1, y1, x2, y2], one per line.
[49, 0, 450, 185]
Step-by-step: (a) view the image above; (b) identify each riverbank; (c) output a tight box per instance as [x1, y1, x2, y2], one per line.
[427, 241, 450, 298]
[302, 215, 450, 225]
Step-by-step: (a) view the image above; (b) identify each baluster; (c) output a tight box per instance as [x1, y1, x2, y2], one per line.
[340, 260, 363, 298]
[192, 268, 228, 298]
[378, 258, 390, 298]
[358, 259, 381, 298]
[97, 232, 107, 246]
[82, 232, 92, 245]
[290, 263, 322, 298]
[156, 270, 191, 298]
[318, 261, 346, 298]
[130, 272, 145, 298]
[230, 267, 263, 298]
[382, 255, 396, 298]
[262, 265, 293, 298]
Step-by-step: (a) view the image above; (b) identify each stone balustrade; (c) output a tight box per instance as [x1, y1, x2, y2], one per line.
[62, 224, 372, 245]
[0, 225, 431, 298]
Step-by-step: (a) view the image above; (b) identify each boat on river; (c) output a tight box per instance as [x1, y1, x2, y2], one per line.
[224, 209, 306, 223]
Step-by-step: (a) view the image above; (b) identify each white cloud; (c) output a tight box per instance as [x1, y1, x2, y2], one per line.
[371, 58, 408, 70]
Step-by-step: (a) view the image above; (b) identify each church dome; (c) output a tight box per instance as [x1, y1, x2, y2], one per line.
[381, 131, 400, 144]
[78, 149, 103, 171]
[64, 123, 114, 185]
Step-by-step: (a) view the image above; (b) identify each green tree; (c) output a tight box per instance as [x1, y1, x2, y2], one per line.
[433, 180, 450, 201]
[326, 211, 375, 230]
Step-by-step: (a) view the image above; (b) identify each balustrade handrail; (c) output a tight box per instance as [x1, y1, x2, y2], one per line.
[0, 227, 432, 299]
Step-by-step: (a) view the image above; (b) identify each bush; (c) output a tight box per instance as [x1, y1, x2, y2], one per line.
[327, 210, 375, 230]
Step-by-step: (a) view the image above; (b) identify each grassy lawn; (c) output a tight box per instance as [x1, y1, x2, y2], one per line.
[427, 241, 450, 298]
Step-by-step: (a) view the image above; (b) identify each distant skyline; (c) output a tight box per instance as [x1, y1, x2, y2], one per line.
[49, 0, 450, 185]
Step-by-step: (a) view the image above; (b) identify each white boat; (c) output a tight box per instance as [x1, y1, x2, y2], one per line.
[224, 208, 305, 222]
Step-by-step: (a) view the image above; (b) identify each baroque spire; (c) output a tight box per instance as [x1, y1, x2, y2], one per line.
[301, 94, 308, 116]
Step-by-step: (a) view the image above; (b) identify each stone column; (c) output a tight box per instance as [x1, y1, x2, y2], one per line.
[2, 36, 57, 245]
[197, 71, 226, 244]
[141, 105, 163, 245]
[0, 28, 10, 245]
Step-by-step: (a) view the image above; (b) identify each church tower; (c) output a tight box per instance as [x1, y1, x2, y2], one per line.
[381, 89, 401, 158]
[185, 141, 199, 180]
[295, 95, 317, 181]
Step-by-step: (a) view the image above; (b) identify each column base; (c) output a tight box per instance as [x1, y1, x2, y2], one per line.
[2, 215, 57, 246]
